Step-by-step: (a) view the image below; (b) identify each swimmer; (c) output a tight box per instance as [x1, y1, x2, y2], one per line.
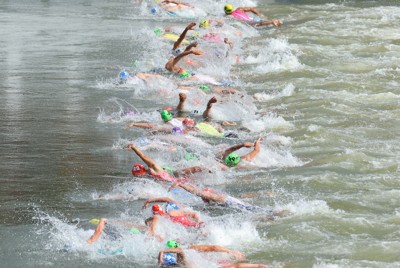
[158, 241, 268, 267]
[165, 45, 203, 76]
[145, 203, 204, 238]
[160, 0, 193, 13]
[126, 109, 185, 131]
[224, 4, 282, 27]
[171, 22, 198, 57]
[216, 136, 264, 168]
[169, 183, 266, 212]
[86, 218, 147, 244]
[127, 143, 208, 182]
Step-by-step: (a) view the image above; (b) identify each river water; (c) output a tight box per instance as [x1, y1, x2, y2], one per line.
[0, 0, 399, 267]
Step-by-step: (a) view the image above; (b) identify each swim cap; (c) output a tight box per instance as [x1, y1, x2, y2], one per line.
[184, 152, 199, 161]
[172, 47, 184, 57]
[119, 70, 130, 80]
[132, 163, 146, 176]
[199, 85, 210, 93]
[178, 69, 191, 78]
[152, 204, 164, 215]
[199, 20, 209, 28]
[224, 4, 234, 15]
[182, 118, 195, 127]
[224, 153, 240, 166]
[172, 127, 183, 134]
[163, 253, 177, 266]
[162, 166, 175, 175]
[161, 110, 173, 122]
[165, 202, 180, 213]
[166, 240, 180, 248]
[153, 27, 163, 36]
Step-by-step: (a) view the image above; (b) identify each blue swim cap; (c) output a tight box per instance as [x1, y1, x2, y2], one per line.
[119, 70, 130, 80]
[165, 202, 180, 212]
[151, 7, 158, 14]
[163, 253, 177, 266]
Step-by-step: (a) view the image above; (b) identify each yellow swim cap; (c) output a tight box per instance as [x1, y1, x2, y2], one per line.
[200, 20, 209, 28]
[224, 4, 234, 15]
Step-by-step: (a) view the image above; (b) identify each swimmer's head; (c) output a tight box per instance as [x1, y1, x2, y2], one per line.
[163, 253, 177, 266]
[182, 118, 195, 128]
[119, 70, 130, 81]
[199, 20, 209, 28]
[199, 85, 211, 93]
[172, 47, 184, 57]
[184, 152, 199, 161]
[167, 240, 180, 248]
[161, 110, 173, 122]
[162, 166, 175, 175]
[152, 204, 165, 215]
[179, 69, 191, 78]
[172, 127, 183, 134]
[224, 4, 234, 15]
[132, 163, 146, 176]
[225, 153, 241, 166]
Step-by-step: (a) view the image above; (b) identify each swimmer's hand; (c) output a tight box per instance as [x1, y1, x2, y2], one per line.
[187, 22, 196, 30]
[191, 49, 203, 55]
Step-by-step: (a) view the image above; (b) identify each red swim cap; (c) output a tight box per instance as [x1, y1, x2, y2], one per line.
[183, 118, 195, 127]
[132, 163, 146, 176]
[152, 204, 165, 215]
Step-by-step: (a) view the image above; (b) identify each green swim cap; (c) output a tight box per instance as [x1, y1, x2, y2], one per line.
[225, 153, 240, 166]
[179, 70, 191, 78]
[160, 110, 173, 122]
[153, 28, 162, 36]
[199, 85, 211, 93]
[184, 152, 199, 161]
[167, 240, 179, 248]
[162, 166, 174, 175]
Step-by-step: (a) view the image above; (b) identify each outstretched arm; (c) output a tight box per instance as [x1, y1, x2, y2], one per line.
[173, 22, 196, 50]
[87, 218, 107, 244]
[142, 197, 182, 209]
[202, 96, 217, 119]
[216, 142, 254, 160]
[189, 245, 245, 261]
[126, 122, 159, 129]
[237, 7, 263, 17]
[127, 144, 163, 172]
[169, 183, 225, 203]
[242, 137, 263, 161]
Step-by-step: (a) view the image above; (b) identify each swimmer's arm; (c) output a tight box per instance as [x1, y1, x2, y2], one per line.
[86, 218, 107, 244]
[242, 137, 263, 161]
[184, 41, 198, 52]
[142, 197, 182, 209]
[183, 210, 201, 222]
[237, 7, 263, 17]
[174, 166, 206, 177]
[218, 142, 254, 159]
[126, 122, 159, 129]
[189, 245, 245, 261]
[174, 22, 196, 50]
[127, 144, 163, 172]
